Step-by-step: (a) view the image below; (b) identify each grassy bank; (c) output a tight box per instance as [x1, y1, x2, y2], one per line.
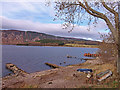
[65, 44, 99, 48]
[4, 43, 99, 48]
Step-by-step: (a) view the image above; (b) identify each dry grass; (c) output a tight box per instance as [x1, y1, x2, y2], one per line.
[65, 44, 98, 48]
[80, 59, 116, 76]
[78, 59, 119, 88]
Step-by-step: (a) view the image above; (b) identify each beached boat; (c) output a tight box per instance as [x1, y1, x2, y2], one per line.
[97, 70, 112, 81]
[77, 69, 92, 73]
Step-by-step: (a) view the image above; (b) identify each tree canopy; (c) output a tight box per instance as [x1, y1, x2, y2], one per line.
[54, 0, 118, 43]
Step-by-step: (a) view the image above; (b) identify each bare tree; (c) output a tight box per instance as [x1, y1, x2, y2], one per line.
[99, 33, 117, 63]
[53, 0, 120, 75]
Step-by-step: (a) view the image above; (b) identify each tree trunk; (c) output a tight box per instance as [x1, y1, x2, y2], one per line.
[117, 1, 120, 78]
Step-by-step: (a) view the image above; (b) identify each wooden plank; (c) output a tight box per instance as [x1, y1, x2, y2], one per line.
[6, 63, 28, 76]
[45, 63, 62, 68]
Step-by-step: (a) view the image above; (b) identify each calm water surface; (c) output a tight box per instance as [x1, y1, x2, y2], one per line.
[2, 45, 98, 77]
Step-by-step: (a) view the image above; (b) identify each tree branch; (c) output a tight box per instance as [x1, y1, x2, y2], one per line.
[77, 2, 103, 18]
[83, 0, 117, 42]
[102, 1, 119, 30]
[84, 0, 105, 18]
[57, 1, 118, 43]
[102, 1, 118, 15]
[103, 16, 118, 42]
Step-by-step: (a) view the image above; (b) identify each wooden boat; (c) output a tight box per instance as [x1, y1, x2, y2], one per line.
[84, 53, 101, 57]
[96, 70, 112, 81]
[77, 69, 92, 73]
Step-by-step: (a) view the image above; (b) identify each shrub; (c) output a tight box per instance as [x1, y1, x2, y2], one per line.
[98, 33, 117, 63]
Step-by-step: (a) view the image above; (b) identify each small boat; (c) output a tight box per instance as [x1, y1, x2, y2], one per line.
[97, 69, 112, 81]
[84, 53, 100, 57]
[77, 69, 92, 73]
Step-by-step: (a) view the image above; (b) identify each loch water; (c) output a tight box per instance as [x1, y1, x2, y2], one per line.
[2, 45, 98, 77]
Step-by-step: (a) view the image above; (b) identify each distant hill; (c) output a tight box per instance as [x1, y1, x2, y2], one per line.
[1, 30, 99, 45]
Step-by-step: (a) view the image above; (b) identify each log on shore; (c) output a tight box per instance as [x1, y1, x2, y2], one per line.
[6, 63, 28, 76]
[45, 63, 62, 68]
[82, 58, 96, 60]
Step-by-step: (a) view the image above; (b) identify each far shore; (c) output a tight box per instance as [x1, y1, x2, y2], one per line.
[2, 44, 99, 48]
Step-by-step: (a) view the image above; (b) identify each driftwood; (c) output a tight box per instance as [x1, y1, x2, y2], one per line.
[45, 63, 62, 68]
[83, 58, 96, 60]
[6, 63, 28, 76]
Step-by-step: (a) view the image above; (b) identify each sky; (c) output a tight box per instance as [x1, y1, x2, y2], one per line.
[0, 0, 109, 41]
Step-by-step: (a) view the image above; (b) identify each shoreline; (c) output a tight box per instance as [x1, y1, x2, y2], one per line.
[2, 44, 99, 48]
[2, 58, 89, 78]
[2, 60, 87, 78]
[2, 58, 118, 88]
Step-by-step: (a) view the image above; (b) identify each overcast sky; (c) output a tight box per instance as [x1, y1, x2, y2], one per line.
[1, 0, 109, 41]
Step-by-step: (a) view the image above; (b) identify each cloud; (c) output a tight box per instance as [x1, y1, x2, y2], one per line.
[2, 1, 53, 15]
[2, 1, 55, 23]
[18, 2, 38, 12]
[1, 16, 107, 41]
[1, 1, 109, 42]
[1, 0, 46, 2]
